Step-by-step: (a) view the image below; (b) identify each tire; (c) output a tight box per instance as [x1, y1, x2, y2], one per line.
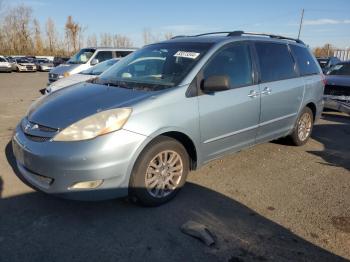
[129, 136, 189, 206]
[289, 107, 314, 146]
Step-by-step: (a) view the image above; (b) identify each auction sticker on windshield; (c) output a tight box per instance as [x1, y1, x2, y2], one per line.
[174, 51, 200, 59]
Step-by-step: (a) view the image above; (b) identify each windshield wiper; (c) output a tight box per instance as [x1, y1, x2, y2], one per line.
[97, 80, 133, 89]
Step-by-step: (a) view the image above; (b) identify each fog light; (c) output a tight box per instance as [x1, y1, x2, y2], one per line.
[69, 179, 103, 189]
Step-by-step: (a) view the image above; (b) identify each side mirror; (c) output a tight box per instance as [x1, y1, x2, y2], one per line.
[90, 58, 99, 66]
[201, 75, 230, 93]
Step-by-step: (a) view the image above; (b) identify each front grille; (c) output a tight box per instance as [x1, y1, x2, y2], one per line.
[26, 66, 33, 70]
[24, 134, 51, 142]
[21, 118, 58, 142]
[36, 124, 58, 132]
[325, 85, 350, 96]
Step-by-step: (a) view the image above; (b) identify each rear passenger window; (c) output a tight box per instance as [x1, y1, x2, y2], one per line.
[94, 51, 113, 62]
[204, 44, 253, 88]
[290, 45, 320, 76]
[115, 51, 132, 58]
[255, 42, 297, 82]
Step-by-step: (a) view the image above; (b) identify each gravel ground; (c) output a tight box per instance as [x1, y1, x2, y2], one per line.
[0, 72, 349, 262]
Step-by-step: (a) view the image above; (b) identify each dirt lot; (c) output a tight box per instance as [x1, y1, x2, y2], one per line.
[0, 72, 349, 262]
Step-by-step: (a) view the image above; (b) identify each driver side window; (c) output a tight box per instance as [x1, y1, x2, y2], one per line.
[203, 44, 253, 88]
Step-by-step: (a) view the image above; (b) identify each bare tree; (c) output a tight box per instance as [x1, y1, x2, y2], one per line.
[86, 34, 98, 47]
[45, 17, 58, 54]
[112, 34, 133, 48]
[313, 43, 335, 57]
[33, 18, 43, 54]
[100, 33, 113, 46]
[65, 15, 82, 53]
[2, 5, 33, 54]
[164, 32, 174, 40]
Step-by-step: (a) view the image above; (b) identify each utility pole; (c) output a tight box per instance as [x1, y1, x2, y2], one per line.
[297, 8, 304, 39]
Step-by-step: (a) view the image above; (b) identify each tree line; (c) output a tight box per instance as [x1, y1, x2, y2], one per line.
[0, 4, 138, 56]
[1, 3, 343, 58]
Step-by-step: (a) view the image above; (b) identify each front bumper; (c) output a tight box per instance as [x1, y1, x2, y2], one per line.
[323, 96, 350, 114]
[18, 67, 36, 72]
[0, 66, 12, 72]
[12, 124, 147, 200]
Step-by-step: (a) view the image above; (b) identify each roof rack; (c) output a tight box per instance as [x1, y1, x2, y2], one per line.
[171, 30, 305, 44]
[228, 31, 305, 44]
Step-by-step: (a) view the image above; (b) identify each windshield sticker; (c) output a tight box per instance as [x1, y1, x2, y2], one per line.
[174, 51, 200, 59]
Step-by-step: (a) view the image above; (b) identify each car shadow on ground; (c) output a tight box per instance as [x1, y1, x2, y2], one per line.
[309, 113, 350, 171]
[2, 142, 347, 262]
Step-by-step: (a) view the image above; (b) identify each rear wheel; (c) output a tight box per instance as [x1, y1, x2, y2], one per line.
[129, 136, 189, 206]
[289, 107, 314, 146]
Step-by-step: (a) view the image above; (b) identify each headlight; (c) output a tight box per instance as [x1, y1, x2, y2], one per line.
[53, 108, 132, 141]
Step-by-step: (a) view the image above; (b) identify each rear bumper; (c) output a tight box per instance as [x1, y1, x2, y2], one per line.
[12, 124, 148, 200]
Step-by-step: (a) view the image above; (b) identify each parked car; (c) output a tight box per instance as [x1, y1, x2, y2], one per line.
[14, 57, 37, 72]
[42, 58, 120, 94]
[0, 56, 12, 72]
[25, 56, 36, 62]
[317, 56, 341, 73]
[324, 61, 350, 109]
[48, 47, 136, 84]
[53, 56, 70, 67]
[35, 58, 54, 72]
[5, 56, 17, 71]
[12, 31, 324, 206]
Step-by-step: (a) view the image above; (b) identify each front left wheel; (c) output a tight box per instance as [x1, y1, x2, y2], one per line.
[129, 136, 189, 206]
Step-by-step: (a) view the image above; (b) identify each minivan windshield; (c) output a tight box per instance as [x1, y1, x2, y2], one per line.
[81, 58, 118, 75]
[97, 42, 213, 90]
[67, 48, 95, 64]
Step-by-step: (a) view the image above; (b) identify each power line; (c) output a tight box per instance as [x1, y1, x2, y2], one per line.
[297, 9, 304, 39]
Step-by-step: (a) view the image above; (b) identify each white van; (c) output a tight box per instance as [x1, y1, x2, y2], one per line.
[48, 47, 136, 84]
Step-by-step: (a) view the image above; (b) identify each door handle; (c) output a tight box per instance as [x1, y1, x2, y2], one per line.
[248, 90, 259, 98]
[261, 87, 272, 95]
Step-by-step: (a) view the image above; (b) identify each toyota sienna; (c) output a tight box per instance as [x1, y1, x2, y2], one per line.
[12, 31, 324, 206]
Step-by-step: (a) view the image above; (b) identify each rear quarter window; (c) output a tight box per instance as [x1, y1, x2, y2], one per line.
[290, 45, 320, 76]
[255, 42, 297, 83]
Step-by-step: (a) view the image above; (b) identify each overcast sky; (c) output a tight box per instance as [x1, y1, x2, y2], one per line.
[8, 0, 350, 48]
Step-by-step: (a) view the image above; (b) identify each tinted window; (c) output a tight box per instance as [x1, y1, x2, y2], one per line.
[256, 42, 297, 82]
[0, 57, 6, 62]
[290, 45, 320, 76]
[94, 51, 113, 62]
[115, 51, 133, 57]
[204, 44, 253, 88]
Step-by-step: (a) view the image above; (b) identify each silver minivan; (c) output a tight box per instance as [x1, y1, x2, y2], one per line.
[48, 47, 136, 84]
[12, 31, 324, 206]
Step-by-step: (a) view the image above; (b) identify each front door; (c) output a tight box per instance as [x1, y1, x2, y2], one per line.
[197, 43, 261, 162]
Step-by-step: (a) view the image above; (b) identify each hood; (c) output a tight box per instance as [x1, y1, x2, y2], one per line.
[28, 83, 154, 129]
[49, 74, 95, 91]
[325, 75, 350, 87]
[50, 63, 82, 75]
